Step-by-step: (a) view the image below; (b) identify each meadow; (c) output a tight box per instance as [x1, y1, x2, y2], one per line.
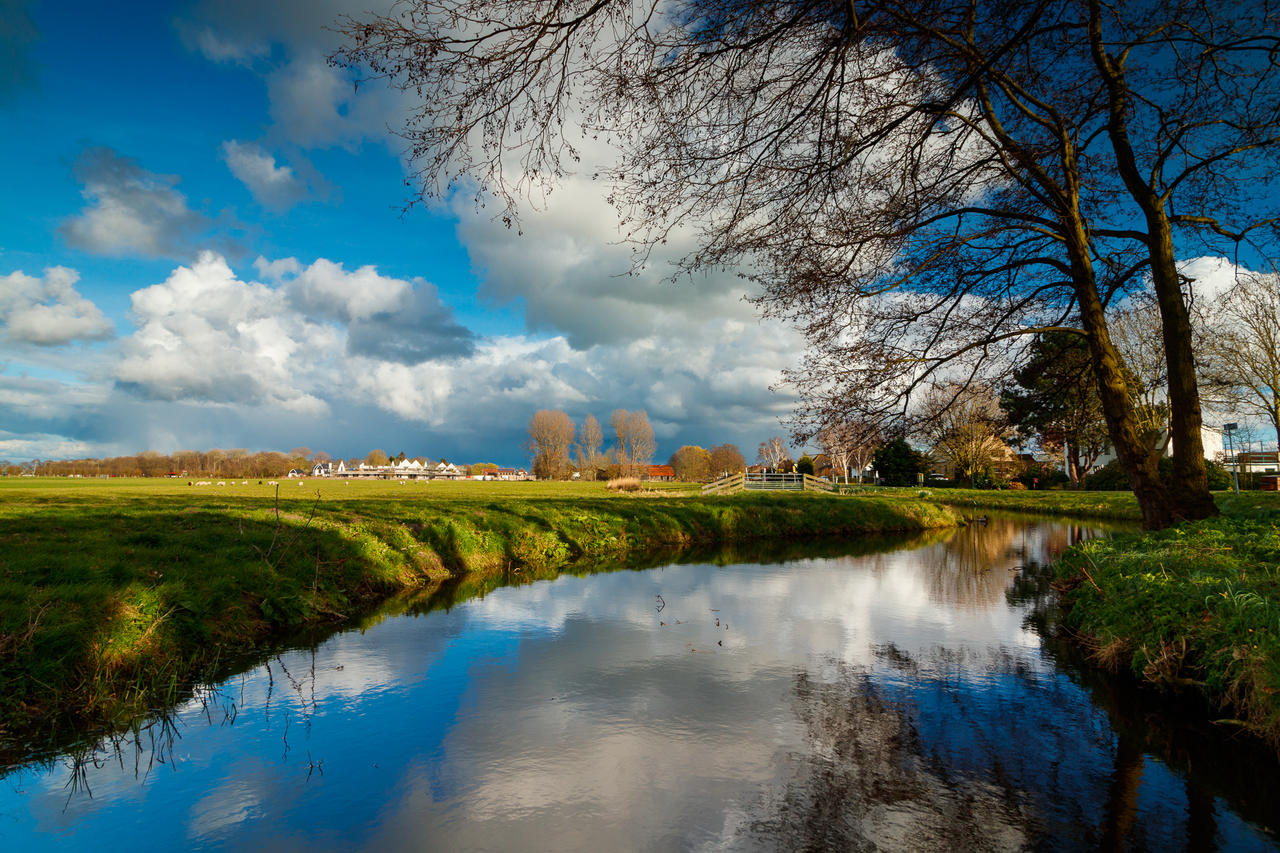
[6, 476, 1280, 758]
[0, 476, 957, 758]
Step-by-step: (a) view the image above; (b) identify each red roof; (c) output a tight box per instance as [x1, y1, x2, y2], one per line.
[648, 465, 675, 477]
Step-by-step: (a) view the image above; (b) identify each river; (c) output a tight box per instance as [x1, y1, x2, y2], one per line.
[2, 516, 1277, 850]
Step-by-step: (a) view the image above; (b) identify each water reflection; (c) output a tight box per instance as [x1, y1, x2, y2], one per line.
[1, 519, 1276, 851]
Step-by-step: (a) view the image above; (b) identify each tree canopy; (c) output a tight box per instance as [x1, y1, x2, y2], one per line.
[334, 0, 1280, 527]
[1001, 332, 1111, 484]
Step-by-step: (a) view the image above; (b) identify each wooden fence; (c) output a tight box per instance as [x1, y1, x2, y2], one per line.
[701, 472, 835, 495]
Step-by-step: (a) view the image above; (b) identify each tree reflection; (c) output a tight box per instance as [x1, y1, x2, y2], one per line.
[739, 646, 1278, 850]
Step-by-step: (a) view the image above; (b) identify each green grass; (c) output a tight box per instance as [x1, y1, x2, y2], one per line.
[0, 477, 958, 758]
[1051, 498, 1280, 752]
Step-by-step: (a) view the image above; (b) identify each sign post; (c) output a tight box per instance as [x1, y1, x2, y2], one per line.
[1224, 423, 1240, 494]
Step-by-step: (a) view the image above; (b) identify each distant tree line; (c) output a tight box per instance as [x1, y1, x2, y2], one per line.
[14, 447, 329, 479]
[7, 447, 507, 479]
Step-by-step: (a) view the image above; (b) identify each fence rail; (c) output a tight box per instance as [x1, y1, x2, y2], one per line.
[701, 472, 835, 495]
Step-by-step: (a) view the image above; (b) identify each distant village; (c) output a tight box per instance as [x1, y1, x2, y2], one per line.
[302, 459, 532, 481]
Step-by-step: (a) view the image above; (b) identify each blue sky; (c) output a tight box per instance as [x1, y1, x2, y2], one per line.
[0, 0, 804, 465]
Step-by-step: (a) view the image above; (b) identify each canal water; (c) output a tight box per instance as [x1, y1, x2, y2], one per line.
[2, 517, 1277, 850]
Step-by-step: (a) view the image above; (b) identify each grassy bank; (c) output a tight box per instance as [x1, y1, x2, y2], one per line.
[880, 485, 1280, 751]
[1053, 505, 1280, 751]
[922, 488, 1144, 522]
[0, 479, 958, 758]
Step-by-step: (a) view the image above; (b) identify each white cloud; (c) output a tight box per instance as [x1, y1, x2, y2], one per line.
[116, 253, 333, 412]
[179, 23, 269, 65]
[222, 141, 307, 210]
[0, 267, 114, 345]
[267, 256, 477, 362]
[1179, 255, 1250, 302]
[456, 172, 759, 350]
[0, 430, 101, 462]
[59, 148, 215, 258]
[182, 1, 405, 150]
[113, 252, 479, 413]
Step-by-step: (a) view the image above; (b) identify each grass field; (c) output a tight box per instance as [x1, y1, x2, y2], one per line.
[0, 477, 957, 759]
[8, 477, 1280, 758]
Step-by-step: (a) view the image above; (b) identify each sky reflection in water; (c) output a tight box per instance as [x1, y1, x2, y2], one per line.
[2, 519, 1277, 851]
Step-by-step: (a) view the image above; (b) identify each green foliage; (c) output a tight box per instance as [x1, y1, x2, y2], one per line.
[669, 445, 713, 481]
[1083, 459, 1130, 491]
[1055, 514, 1280, 751]
[795, 455, 815, 475]
[1084, 457, 1234, 491]
[873, 439, 926, 486]
[1001, 332, 1111, 476]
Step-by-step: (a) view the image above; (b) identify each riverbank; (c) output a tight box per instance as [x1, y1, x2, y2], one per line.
[902, 487, 1280, 752]
[920, 488, 1144, 522]
[0, 480, 958, 758]
[1052, 505, 1280, 753]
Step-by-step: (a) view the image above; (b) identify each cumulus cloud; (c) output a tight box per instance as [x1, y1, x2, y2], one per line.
[222, 141, 307, 210]
[114, 252, 478, 413]
[116, 253, 332, 412]
[0, 267, 113, 345]
[181, 0, 404, 150]
[93, 249, 801, 456]
[59, 148, 215, 258]
[1179, 255, 1251, 302]
[261, 256, 477, 362]
[458, 195, 762, 349]
[177, 22, 269, 65]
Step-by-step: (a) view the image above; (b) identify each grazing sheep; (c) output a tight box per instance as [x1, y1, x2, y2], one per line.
[217, 481, 226, 486]
[267, 481, 278, 486]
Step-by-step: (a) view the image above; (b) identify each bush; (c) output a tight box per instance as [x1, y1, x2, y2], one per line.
[606, 477, 642, 492]
[1084, 456, 1237, 491]
[1083, 460, 1129, 491]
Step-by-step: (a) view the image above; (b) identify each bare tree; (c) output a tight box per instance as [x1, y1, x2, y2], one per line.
[1203, 271, 1280, 439]
[528, 409, 576, 479]
[818, 420, 882, 484]
[574, 413, 606, 479]
[1109, 294, 1175, 455]
[757, 436, 791, 472]
[919, 383, 1012, 486]
[610, 409, 656, 476]
[333, 0, 1280, 527]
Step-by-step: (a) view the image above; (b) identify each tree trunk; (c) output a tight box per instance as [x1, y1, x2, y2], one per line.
[1066, 212, 1177, 528]
[1145, 218, 1218, 520]
[1087, 0, 1218, 522]
[1077, 283, 1177, 529]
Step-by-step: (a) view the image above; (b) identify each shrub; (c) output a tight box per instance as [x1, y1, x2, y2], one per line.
[1084, 456, 1237, 491]
[606, 477, 642, 492]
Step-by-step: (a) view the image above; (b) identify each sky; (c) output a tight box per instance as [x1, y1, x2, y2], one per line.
[0, 0, 806, 466]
